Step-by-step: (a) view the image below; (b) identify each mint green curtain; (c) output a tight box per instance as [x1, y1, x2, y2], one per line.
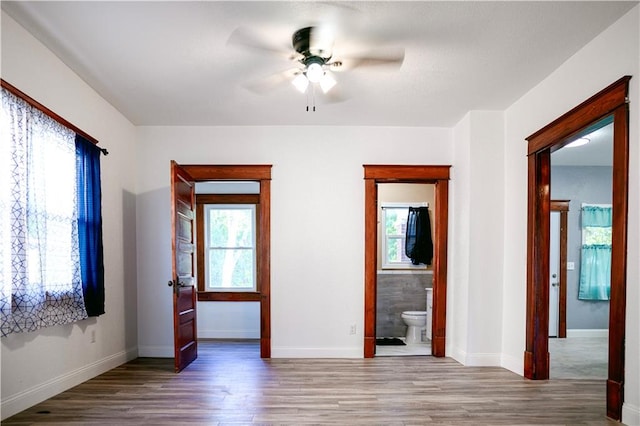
[578, 205, 612, 301]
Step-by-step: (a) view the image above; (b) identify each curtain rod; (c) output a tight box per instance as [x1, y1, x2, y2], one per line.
[1, 79, 106, 155]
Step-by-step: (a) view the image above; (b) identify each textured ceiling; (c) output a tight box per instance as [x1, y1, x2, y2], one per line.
[1, 1, 636, 128]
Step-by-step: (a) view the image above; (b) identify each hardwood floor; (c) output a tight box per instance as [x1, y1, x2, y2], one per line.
[4, 340, 617, 425]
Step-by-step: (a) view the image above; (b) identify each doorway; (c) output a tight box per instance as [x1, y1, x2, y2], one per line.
[179, 164, 272, 358]
[363, 165, 451, 358]
[524, 77, 630, 420]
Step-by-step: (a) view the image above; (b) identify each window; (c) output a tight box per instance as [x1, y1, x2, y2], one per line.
[578, 204, 612, 300]
[381, 203, 427, 269]
[1, 84, 104, 337]
[204, 204, 257, 291]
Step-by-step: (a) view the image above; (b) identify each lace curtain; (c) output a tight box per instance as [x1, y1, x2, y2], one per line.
[1, 89, 88, 337]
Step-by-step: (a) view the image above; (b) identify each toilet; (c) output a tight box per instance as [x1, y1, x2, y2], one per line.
[401, 288, 433, 345]
[401, 311, 427, 344]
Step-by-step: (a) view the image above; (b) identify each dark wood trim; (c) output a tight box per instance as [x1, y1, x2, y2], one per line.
[197, 292, 261, 302]
[182, 164, 272, 181]
[363, 178, 377, 358]
[527, 76, 631, 155]
[1, 78, 99, 145]
[182, 164, 272, 359]
[363, 165, 450, 181]
[258, 179, 271, 358]
[363, 165, 451, 358]
[196, 194, 260, 205]
[525, 77, 630, 421]
[607, 103, 629, 420]
[196, 203, 205, 293]
[551, 200, 570, 339]
[432, 179, 449, 357]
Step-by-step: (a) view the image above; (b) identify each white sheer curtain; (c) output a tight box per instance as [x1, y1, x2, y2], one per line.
[1, 88, 87, 337]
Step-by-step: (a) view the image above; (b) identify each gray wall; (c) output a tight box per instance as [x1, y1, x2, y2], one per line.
[376, 272, 432, 337]
[551, 166, 611, 330]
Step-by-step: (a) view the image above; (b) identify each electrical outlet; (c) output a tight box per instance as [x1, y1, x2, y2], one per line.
[90, 330, 96, 343]
[349, 324, 356, 335]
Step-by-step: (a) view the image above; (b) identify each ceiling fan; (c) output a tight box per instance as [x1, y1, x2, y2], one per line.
[227, 24, 405, 104]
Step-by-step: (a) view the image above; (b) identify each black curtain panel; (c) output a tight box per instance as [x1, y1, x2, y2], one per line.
[405, 207, 433, 266]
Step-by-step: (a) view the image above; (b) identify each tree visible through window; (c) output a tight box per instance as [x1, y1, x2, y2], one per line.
[205, 204, 256, 291]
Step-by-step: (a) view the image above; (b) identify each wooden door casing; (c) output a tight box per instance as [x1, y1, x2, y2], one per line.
[525, 77, 630, 420]
[363, 165, 451, 358]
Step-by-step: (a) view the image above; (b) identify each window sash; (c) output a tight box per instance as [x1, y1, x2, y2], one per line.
[204, 204, 256, 291]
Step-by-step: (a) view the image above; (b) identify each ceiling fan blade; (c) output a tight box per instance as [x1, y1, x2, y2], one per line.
[332, 47, 405, 72]
[227, 27, 294, 60]
[243, 68, 300, 94]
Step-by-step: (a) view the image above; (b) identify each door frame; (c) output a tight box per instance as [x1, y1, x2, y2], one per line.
[524, 76, 630, 420]
[550, 200, 569, 338]
[363, 165, 451, 358]
[181, 164, 272, 358]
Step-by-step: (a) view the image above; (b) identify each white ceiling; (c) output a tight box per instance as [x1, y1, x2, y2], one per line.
[2, 1, 636, 129]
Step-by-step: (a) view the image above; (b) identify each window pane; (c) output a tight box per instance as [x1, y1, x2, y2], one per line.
[208, 248, 254, 289]
[385, 208, 408, 235]
[209, 208, 253, 247]
[386, 237, 406, 263]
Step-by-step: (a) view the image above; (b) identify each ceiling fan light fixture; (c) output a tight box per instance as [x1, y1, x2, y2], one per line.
[306, 62, 324, 83]
[292, 73, 309, 93]
[319, 72, 336, 93]
[566, 137, 590, 148]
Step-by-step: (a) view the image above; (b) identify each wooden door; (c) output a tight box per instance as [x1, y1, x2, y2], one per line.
[169, 160, 197, 372]
[549, 212, 560, 337]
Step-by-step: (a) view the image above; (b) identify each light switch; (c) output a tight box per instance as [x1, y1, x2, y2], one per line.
[567, 262, 575, 270]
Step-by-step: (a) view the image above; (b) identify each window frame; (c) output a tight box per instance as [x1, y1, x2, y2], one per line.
[195, 193, 261, 301]
[380, 202, 428, 270]
[203, 203, 257, 292]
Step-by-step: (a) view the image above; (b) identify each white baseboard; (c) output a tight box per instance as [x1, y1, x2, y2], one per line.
[449, 345, 467, 366]
[271, 347, 362, 358]
[622, 402, 640, 426]
[137, 345, 173, 358]
[1, 347, 137, 420]
[566, 329, 609, 338]
[198, 329, 260, 339]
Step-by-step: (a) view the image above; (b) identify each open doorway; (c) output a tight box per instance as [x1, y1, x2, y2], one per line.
[175, 164, 272, 359]
[375, 183, 435, 356]
[363, 165, 451, 358]
[524, 77, 630, 420]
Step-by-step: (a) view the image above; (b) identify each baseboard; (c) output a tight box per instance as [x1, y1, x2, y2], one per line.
[198, 329, 260, 339]
[1, 347, 137, 420]
[566, 329, 609, 338]
[449, 345, 467, 365]
[271, 347, 362, 358]
[622, 402, 640, 426]
[137, 345, 173, 358]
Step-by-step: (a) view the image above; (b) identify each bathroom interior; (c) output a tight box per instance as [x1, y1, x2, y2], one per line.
[375, 183, 434, 357]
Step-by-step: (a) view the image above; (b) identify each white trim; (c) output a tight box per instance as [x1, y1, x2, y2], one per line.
[501, 353, 524, 375]
[622, 402, 640, 426]
[1, 347, 137, 420]
[566, 329, 609, 338]
[271, 347, 362, 358]
[464, 352, 502, 367]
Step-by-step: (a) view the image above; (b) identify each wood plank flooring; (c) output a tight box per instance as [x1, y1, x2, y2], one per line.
[4, 340, 617, 425]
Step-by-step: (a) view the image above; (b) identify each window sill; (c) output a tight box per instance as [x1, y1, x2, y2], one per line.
[197, 291, 261, 302]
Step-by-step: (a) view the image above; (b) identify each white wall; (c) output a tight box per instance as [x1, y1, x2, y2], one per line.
[502, 6, 639, 423]
[0, 12, 139, 420]
[135, 126, 453, 358]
